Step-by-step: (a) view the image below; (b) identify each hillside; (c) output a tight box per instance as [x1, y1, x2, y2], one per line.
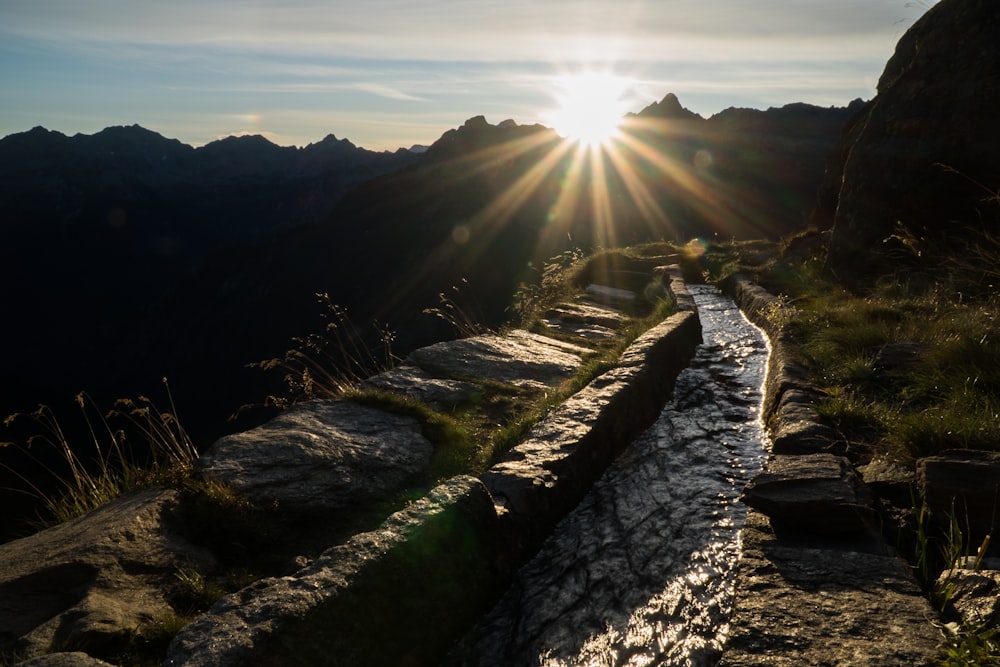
[0, 96, 856, 539]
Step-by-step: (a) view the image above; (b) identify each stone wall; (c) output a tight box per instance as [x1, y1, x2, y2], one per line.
[719, 275, 942, 666]
[161, 276, 703, 666]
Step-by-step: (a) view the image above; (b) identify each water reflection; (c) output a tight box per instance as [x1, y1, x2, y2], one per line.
[450, 285, 770, 667]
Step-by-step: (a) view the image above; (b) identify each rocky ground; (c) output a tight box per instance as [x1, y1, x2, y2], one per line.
[3, 265, 999, 666]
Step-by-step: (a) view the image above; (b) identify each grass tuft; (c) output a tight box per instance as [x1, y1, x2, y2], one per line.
[2, 380, 198, 528]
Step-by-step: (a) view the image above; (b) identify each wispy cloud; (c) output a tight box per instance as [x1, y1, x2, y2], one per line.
[0, 0, 939, 149]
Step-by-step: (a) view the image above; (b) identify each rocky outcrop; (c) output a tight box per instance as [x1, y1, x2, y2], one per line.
[0, 489, 214, 660]
[163, 269, 702, 666]
[821, 0, 1000, 278]
[2, 262, 695, 666]
[198, 400, 434, 516]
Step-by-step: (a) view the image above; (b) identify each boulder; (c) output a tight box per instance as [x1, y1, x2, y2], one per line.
[541, 318, 618, 341]
[822, 0, 1000, 278]
[198, 399, 433, 515]
[918, 449, 1000, 538]
[164, 476, 503, 667]
[0, 488, 214, 660]
[938, 568, 1000, 628]
[584, 284, 636, 308]
[742, 454, 877, 535]
[544, 301, 628, 330]
[720, 510, 941, 666]
[361, 364, 481, 408]
[405, 330, 586, 388]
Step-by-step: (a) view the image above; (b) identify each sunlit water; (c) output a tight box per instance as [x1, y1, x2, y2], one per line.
[448, 285, 770, 667]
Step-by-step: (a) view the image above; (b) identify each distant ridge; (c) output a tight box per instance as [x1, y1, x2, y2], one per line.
[0, 96, 859, 539]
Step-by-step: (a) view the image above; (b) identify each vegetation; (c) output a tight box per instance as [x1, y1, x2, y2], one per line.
[16, 223, 1000, 664]
[1, 380, 197, 528]
[696, 231, 1000, 464]
[695, 229, 1000, 666]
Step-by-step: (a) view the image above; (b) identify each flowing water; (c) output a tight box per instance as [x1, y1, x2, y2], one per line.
[449, 284, 771, 667]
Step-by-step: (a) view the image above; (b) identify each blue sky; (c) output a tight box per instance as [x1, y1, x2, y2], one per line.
[0, 0, 937, 151]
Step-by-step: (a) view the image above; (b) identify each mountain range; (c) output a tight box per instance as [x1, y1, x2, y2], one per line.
[0, 94, 861, 537]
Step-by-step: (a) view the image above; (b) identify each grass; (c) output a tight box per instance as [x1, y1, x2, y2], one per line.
[482, 295, 676, 466]
[250, 291, 399, 408]
[695, 231, 1000, 665]
[258, 248, 679, 482]
[1, 380, 198, 528]
[697, 232, 1000, 464]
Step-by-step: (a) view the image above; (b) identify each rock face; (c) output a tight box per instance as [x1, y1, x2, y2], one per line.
[822, 0, 1000, 277]
[720, 511, 941, 667]
[0, 489, 214, 660]
[198, 400, 433, 515]
[164, 476, 504, 667]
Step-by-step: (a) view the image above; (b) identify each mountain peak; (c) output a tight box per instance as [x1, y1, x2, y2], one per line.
[635, 93, 703, 121]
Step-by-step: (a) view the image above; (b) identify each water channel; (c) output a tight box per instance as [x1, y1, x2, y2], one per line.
[448, 284, 771, 667]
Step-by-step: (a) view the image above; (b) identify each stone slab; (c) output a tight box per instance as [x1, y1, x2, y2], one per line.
[199, 399, 432, 515]
[742, 454, 877, 535]
[406, 331, 585, 387]
[720, 511, 941, 666]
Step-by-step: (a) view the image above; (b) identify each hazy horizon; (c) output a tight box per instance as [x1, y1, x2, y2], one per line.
[2, 0, 939, 152]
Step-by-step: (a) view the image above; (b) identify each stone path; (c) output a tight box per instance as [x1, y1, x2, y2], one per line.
[447, 285, 770, 666]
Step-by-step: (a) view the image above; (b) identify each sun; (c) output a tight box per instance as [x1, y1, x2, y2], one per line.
[545, 72, 632, 147]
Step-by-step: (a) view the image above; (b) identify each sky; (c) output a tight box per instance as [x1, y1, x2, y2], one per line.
[0, 0, 939, 152]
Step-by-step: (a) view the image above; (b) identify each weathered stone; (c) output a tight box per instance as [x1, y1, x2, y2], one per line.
[504, 329, 592, 357]
[822, 0, 1000, 279]
[164, 476, 502, 667]
[544, 300, 627, 330]
[584, 284, 636, 308]
[542, 318, 618, 341]
[481, 311, 701, 562]
[918, 449, 1000, 538]
[15, 653, 117, 667]
[742, 454, 877, 535]
[938, 568, 1000, 627]
[769, 389, 846, 457]
[361, 364, 481, 407]
[720, 510, 941, 666]
[0, 489, 214, 659]
[405, 330, 586, 387]
[859, 457, 917, 508]
[198, 399, 432, 515]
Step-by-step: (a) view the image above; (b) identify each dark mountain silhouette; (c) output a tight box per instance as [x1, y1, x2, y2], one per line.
[0, 125, 420, 411]
[0, 96, 857, 538]
[818, 0, 1000, 283]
